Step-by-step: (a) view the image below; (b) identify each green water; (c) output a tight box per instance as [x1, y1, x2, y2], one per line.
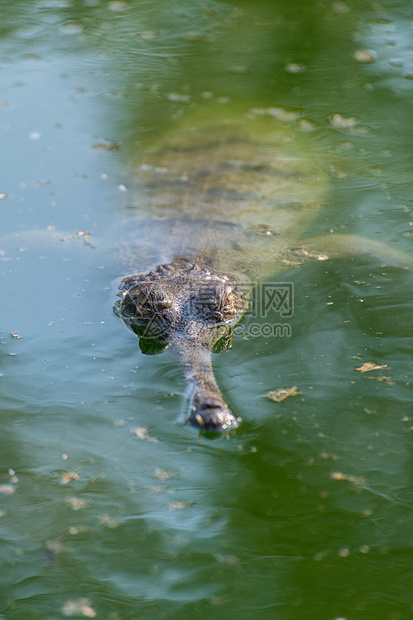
[1, 1, 413, 618]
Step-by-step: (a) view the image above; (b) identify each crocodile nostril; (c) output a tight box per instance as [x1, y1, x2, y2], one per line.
[186, 401, 239, 431]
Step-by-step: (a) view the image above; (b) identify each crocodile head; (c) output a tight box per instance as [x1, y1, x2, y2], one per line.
[115, 259, 247, 431]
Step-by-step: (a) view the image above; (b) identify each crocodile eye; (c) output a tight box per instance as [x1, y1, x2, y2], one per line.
[155, 296, 172, 310]
[137, 287, 172, 311]
[222, 287, 244, 317]
[223, 288, 237, 310]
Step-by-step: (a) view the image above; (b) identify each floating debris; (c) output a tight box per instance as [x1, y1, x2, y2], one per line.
[62, 598, 96, 617]
[76, 230, 90, 239]
[108, 1, 127, 12]
[98, 514, 120, 529]
[130, 427, 159, 443]
[254, 224, 279, 236]
[0, 484, 15, 495]
[371, 375, 395, 385]
[60, 231, 95, 249]
[92, 141, 119, 152]
[68, 525, 89, 536]
[60, 472, 80, 485]
[169, 501, 191, 511]
[154, 468, 175, 480]
[353, 49, 377, 63]
[329, 114, 358, 130]
[138, 30, 157, 40]
[330, 471, 366, 487]
[44, 538, 64, 564]
[167, 93, 191, 102]
[285, 63, 306, 74]
[250, 107, 301, 122]
[280, 247, 329, 264]
[329, 114, 370, 136]
[264, 386, 301, 403]
[299, 119, 316, 131]
[65, 497, 87, 510]
[46, 538, 64, 554]
[356, 362, 388, 373]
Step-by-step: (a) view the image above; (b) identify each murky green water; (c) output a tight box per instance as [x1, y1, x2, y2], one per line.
[1, 1, 413, 618]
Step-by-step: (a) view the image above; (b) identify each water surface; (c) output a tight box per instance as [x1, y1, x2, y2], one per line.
[1, 1, 413, 618]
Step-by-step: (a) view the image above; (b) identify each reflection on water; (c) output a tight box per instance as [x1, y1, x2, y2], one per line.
[1, 1, 413, 618]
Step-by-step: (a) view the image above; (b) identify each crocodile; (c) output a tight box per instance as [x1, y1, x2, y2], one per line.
[114, 113, 412, 432]
[114, 114, 330, 431]
[115, 259, 246, 430]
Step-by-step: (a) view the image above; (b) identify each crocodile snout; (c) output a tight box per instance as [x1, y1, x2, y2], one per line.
[186, 396, 239, 431]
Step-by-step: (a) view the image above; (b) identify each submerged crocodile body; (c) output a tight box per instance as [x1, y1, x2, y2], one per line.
[115, 116, 328, 431]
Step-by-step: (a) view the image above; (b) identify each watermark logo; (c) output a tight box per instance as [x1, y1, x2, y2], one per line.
[234, 321, 292, 339]
[260, 282, 293, 318]
[235, 280, 294, 338]
[123, 280, 294, 340]
[237, 281, 294, 319]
